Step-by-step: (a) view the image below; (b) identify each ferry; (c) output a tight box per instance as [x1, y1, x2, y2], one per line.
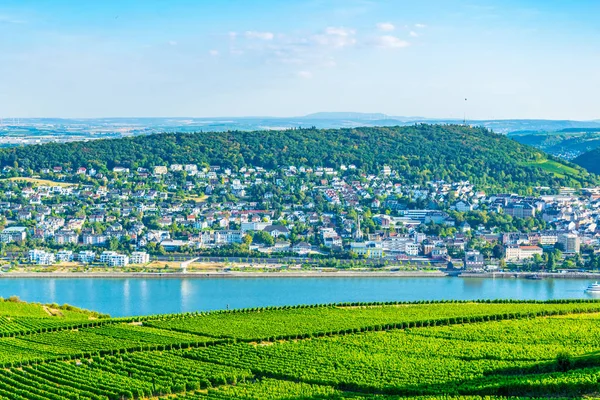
[585, 282, 600, 293]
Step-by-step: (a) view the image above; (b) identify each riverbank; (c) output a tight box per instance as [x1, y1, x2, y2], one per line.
[2, 270, 600, 279]
[460, 271, 600, 279]
[0, 270, 449, 279]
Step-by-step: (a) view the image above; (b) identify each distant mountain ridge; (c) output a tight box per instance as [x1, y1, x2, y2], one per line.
[302, 112, 393, 120]
[3, 114, 600, 136]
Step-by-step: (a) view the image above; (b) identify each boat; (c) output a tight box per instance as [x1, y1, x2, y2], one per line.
[585, 282, 600, 293]
[526, 274, 543, 280]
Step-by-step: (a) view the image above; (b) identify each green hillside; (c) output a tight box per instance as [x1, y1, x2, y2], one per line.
[0, 299, 599, 398]
[1, 124, 597, 191]
[574, 147, 600, 174]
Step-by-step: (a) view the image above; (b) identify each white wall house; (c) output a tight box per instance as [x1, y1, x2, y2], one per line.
[100, 251, 129, 267]
[130, 251, 150, 264]
[29, 249, 55, 265]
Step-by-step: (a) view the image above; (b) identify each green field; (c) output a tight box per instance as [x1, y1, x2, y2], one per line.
[2, 176, 74, 187]
[1, 299, 600, 399]
[523, 159, 585, 179]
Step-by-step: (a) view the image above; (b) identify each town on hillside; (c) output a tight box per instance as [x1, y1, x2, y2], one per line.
[0, 163, 598, 273]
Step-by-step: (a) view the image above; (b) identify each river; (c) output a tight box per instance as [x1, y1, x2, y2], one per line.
[0, 277, 597, 317]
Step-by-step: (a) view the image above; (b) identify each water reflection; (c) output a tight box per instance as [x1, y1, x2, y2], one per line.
[180, 279, 192, 311]
[48, 279, 56, 303]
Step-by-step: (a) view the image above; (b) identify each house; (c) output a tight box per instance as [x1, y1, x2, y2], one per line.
[1, 227, 27, 243]
[263, 225, 290, 238]
[350, 242, 384, 258]
[240, 221, 269, 233]
[78, 251, 96, 263]
[56, 250, 74, 262]
[558, 233, 580, 254]
[100, 251, 129, 267]
[292, 242, 311, 255]
[153, 166, 168, 175]
[504, 203, 535, 219]
[505, 245, 543, 261]
[464, 250, 484, 270]
[130, 251, 150, 264]
[455, 201, 474, 213]
[160, 239, 188, 251]
[82, 231, 107, 246]
[17, 210, 32, 221]
[431, 246, 448, 260]
[29, 249, 55, 265]
[54, 229, 78, 245]
[323, 235, 342, 248]
[459, 222, 471, 232]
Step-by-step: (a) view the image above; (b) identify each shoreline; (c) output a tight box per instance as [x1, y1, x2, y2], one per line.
[1, 270, 599, 279]
[0, 271, 449, 279]
[460, 272, 600, 279]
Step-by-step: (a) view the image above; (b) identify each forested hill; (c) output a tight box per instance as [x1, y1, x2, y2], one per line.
[1, 124, 597, 190]
[574, 148, 600, 174]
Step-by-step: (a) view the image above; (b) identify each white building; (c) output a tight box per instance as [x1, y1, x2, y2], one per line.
[153, 166, 168, 175]
[382, 237, 420, 255]
[539, 232, 559, 246]
[56, 250, 74, 262]
[505, 245, 544, 261]
[29, 249, 55, 265]
[130, 251, 150, 264]
[558, 233, 580, 254]
[350, 242, 384, 258]
[1, 226, 27, 243]
[78, 251, 96, 264]
[100, 251, 129, 267]
[240, 222, 269, 233]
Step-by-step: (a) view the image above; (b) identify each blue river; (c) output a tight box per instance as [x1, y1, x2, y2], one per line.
[0, 277, 596, 317]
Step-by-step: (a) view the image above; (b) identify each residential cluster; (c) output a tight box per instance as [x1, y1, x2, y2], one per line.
[1, 163, 599, 271]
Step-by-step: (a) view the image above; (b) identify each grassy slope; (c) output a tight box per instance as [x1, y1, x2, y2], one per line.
[522, 159, 583, 179]
[0, 298, 106, 320]
[2, 177, 74, 187]
[0, 300, 599, 398]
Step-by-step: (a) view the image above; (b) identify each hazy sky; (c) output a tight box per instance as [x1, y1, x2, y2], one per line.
[1, 0, 599, 119]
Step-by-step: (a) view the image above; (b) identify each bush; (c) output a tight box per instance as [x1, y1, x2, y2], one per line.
[556, 351, 573, 372]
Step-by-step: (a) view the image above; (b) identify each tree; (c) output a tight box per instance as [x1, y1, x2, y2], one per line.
[108, 237, 120, 251]
[547, 252, 556, 271]
[252, 231, 274, 247]
[492, 244, 505, 260]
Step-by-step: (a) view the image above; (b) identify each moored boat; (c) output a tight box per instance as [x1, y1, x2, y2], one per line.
[585, 282, 600, 293]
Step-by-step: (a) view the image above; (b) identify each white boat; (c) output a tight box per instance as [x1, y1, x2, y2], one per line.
[585, 282, 600, 293]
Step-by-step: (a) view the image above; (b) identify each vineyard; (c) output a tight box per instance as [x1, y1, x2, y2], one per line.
[0, 299, 600, 399]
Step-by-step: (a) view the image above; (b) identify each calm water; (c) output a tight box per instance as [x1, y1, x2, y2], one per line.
[0, 277, 596, 317]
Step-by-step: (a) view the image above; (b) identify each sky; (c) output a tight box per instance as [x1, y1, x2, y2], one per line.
[0, 0, 599, 120]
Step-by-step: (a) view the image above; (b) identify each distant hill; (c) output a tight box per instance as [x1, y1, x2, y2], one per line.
[574, 148, 600, 174]
[1, 124, 596, 191]
[4, 116, 600, 142]
[509, 131, 600, 160]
